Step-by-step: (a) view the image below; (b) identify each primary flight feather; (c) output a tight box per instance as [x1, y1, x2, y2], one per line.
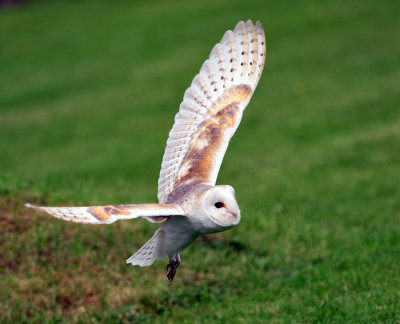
[26, 20, 266, 282]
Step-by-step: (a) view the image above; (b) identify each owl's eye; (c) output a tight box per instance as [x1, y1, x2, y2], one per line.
[214, 202, 224, 208]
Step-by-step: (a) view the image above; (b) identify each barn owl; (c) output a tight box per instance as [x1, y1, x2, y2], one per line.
[26, 20, 266, 282]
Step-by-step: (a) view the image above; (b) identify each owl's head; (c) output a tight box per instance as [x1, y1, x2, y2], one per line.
[202, 185, 241, 228]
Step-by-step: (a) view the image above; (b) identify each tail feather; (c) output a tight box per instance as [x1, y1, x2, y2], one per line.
[126, 230, 160, 267]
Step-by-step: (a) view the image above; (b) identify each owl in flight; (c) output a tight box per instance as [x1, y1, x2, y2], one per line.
[26, 20, 266, 282]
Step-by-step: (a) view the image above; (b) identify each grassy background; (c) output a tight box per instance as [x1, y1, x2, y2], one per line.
[1, 0, 399, 322]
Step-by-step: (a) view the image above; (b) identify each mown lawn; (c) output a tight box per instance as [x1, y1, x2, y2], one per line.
[1, 0, 399, 322]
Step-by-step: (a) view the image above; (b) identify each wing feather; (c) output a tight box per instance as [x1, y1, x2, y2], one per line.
[158, 20, 266, 203]
[25, 203, 185, 224]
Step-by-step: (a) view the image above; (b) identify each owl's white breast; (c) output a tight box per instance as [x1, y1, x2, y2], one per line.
[156, 216, 198, 258]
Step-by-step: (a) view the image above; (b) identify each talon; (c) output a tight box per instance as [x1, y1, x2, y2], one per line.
[166, 260, 179, 282]
[167, 268, 176, 282]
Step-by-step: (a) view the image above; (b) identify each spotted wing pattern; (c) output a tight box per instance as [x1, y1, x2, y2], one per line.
[158, 20, 266, 203]
[25, 203, 185, 224]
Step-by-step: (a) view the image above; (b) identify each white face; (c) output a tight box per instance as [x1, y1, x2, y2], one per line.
[202, 185, 241, 228]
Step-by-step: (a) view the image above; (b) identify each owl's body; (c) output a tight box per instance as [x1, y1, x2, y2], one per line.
[127, 184, 240, 268]
[26, 20, 266, 281]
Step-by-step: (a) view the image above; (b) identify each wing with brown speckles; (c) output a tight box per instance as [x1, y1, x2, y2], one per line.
[158, 20, 266, 203]
[25, 203, 185, 224]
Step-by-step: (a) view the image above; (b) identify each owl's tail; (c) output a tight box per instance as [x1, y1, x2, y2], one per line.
[126, 229, 161, 267]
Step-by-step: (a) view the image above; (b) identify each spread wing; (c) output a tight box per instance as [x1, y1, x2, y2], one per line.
[158, 20, 266, 203]
[25, 203, 185, 224]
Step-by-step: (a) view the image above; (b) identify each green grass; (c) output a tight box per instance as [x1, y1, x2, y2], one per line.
[1, 0, 400, 322]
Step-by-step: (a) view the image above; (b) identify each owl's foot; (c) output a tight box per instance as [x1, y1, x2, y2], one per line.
[166, 254, 181, 282]
[166, 262, 179, 282]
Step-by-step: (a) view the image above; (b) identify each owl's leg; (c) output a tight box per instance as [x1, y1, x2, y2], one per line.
[166, 253, 180, 282]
